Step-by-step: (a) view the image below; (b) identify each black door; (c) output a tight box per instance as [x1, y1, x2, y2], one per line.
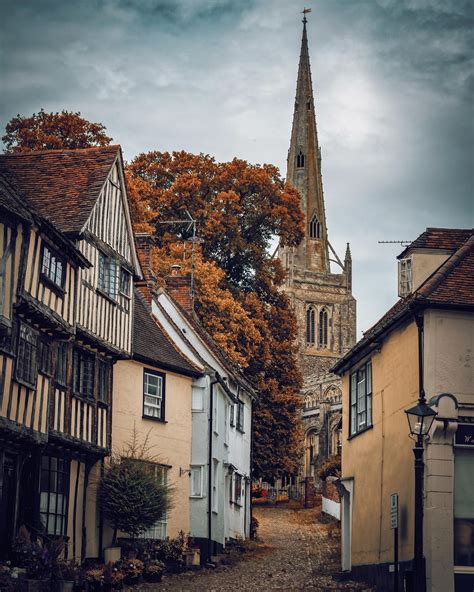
[0, 452, 18, 558]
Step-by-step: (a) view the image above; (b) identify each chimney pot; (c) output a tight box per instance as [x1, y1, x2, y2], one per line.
[171, 264, 182, 277]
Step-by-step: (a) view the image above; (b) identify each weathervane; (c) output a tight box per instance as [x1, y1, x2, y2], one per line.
[302, 7, 312, 24]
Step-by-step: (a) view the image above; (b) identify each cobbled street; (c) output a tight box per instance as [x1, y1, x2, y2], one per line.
[131, 506, 375, 591]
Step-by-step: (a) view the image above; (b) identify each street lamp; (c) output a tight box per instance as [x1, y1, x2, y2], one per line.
[405, 401, 437, 592]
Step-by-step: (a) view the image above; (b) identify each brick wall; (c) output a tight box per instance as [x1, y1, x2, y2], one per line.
[322, 476, 341, 504]
[166, 274, 194, 313]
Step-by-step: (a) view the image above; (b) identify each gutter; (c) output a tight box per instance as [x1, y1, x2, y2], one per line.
[207, 375, 219, 562]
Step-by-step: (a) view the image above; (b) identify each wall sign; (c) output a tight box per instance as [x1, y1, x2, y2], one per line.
[455, 424, 474, 447]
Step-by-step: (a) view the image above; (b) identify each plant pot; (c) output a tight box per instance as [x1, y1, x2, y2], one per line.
[104, 547, 121, 564]
[57, 580, 75, 592]
[23, 579, 49, 592]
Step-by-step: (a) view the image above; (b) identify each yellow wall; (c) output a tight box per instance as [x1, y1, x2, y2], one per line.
[112, 360, 193, 539]
[342, 319, 420, 567]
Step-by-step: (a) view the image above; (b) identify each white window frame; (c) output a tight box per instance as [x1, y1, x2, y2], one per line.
[212, 459, 219, 513]
[349, 360, 372, 437]
[143, 369, 165, 420]
[398, 257, 412, 297]
[213, 393, 219, 435]
[190, 465, 203, 498]
[141, 464, 168, 539]
[98, 251, 118, 299]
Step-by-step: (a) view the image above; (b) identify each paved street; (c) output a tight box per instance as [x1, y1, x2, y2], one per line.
[133, 506, 375, 591]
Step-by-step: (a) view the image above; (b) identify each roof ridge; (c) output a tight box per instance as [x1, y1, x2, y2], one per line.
[0, 145, 120, 157]
[134, 288, 202, 373]
[415, 234, 474, 300]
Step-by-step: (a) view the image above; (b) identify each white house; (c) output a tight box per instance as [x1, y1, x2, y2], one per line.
[151, 286, 254, 560]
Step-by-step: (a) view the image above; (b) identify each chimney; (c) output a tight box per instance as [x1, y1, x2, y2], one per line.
[134, 233, 157, 305]
[166, 268, 194, 313]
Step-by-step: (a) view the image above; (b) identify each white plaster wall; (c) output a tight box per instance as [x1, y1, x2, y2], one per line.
[322, 496, 341, 520]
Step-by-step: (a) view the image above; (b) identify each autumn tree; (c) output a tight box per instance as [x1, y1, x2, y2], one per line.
[2, 109, 112, 153]
[127, 151, 305, 478]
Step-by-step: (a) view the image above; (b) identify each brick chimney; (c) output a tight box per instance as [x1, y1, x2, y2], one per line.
[134, 233, 157, 305]
[166, 264, 194, 313]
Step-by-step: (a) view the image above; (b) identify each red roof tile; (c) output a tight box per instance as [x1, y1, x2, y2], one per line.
[0, 146, 120, 234]
[398, 227, 472, 259]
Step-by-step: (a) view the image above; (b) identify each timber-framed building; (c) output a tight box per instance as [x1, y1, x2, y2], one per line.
[0, 146, 140, 561]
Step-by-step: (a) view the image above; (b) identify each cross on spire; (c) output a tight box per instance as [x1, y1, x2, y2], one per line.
[302, 7, 312, 24]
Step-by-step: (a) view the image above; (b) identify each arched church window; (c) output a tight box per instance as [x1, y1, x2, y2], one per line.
[318, 308, 328, 348]
[306, 305, 315, 345]
[309, 214, 320, 239]
[296, 150, 305, 168]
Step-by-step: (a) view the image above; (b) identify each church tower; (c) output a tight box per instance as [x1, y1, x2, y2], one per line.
[279, 14, 357, 478]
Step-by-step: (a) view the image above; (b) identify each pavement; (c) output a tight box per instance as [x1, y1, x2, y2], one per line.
[130, 505, 376, 591]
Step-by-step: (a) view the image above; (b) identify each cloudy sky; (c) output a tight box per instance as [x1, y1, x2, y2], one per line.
[1, 0, 472, 334]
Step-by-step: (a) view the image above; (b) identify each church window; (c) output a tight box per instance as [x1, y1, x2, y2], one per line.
[309, 214, 320, 239]
[296, 151, 305, 168]
[306, 306, 315, 345]
[318, 308, 328, 348]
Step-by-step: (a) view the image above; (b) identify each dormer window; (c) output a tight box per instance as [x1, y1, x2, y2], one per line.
[398, 257, 412, 297]
[309, 214, 320, 239]
[296, 151, 305, 168]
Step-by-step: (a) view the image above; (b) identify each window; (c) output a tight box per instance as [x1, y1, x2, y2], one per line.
[41, 245, 65, 290]
[318, 308, 328, 348]
[120, 268, 131, 297]
[141, 464, 168, 539]
[454, 449, 474, 567]
[213, 394, 219, 434]
[40, 456, 70, 536]
[234, 473, 242, 505]
[237, 400, 244, 432]
[98, 252, 118, 299]
[16, 323, 38, 386]
[296, 150, 305, 168]
[38, 338, 51, 375]
[306, 305, 315, 345]
[73, 349, 95, 399]
[230, 404, 235, 427]
[143, 370, 165, 420]
[192, 387, 204, 411]
[190, 466, 203, 498]
[212, 459, 219, 512]
[55, 342, 68, 385]
[398, 258, 412, 297]
[98, 361, 109, 403]
[309, 214, 320, 239]
[350, 360, 372, 436]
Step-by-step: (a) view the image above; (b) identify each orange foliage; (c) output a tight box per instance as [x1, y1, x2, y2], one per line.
[2, 109, 112, 153]
[127, 151, 305, 478]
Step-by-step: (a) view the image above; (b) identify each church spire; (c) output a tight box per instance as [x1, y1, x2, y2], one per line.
[286, 13, 329, 274]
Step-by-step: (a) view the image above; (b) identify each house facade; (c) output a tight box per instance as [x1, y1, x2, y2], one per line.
[0, 146, 140, 561]
[140, 254, 254, 561]
[112, 286, 202, 543]
[333, 228, 474, 592]
[278, 16, 356, 480]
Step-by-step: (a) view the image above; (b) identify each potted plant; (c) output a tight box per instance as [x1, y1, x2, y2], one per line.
[85, 566, 105, 591]
[120, 559, 144, 585]
[54, 560, 81, 592]
[103, 563, 125, 590]
[143, 559, 165, 583]
[98, 431, 173, 560]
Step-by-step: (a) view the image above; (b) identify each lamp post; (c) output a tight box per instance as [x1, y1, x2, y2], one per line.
[405, 401, 437, 592]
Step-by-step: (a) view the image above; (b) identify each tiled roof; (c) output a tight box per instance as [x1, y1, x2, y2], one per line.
[397, 227, 472, 259]
[133, 289, 201, 377]
[333, 229, 474, 373]
[0, 174, 33, 222]
[0, 146, 120, 234]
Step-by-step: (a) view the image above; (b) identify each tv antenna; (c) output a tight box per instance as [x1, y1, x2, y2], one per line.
[156, 209, 200, 298]
[378, 240, 412, 247]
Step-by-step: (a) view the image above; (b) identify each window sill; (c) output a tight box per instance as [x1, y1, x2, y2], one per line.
[15, 376, 37, 391]
[347, 424, 373, 441]
[96, 288, 117, 305]
[142, 415, 167, 424]
[190, 495, 204, 499]
[236, 427, 245, 434]
[40, 273, 65, 297]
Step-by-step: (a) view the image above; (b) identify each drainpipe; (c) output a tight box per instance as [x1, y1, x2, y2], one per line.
[207, 375, 219, 562]
[249, 396, 254, 539]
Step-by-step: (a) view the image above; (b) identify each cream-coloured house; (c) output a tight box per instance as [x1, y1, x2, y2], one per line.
[333, 228, 474, 592]
[112, 288, 202, 542]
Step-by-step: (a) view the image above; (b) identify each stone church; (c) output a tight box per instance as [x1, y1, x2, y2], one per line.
[279, 16, 357, 479]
